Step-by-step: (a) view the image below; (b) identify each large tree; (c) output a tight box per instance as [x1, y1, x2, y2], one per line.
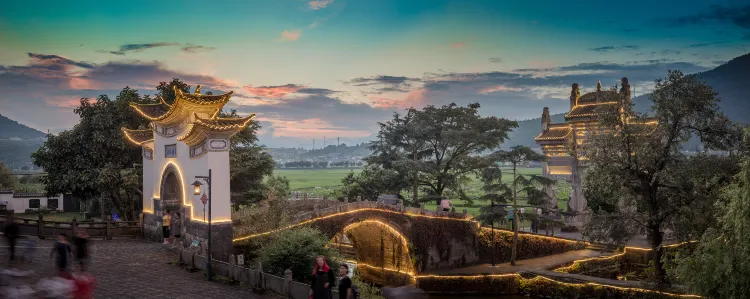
[483, 146, 551, 265]
[582, 71, 740, 284]
[367, 103, 517, 203]
[670, 146, 750, 299]
[32, 87, 151, 220]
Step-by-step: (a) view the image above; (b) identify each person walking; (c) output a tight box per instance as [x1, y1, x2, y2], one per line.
[72, 228, 90, 271]
[4, 215, 19, 264]
[337, 264, 354, 299]
[162, 210, 171, 245]
[309, 256, 334, 299]
[171, 212, 182, 249]
[50, 233, 72, 278]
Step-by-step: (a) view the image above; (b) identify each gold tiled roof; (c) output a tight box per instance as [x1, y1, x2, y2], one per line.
[129, 103, 170, 120]
[177, 113, 256, 146]
[565, 102, 618, 119]
[535, 125, 572, 141]
[577, 90, 622, 104]
[121, 128, 154, 145]
[129, 85, 232, 123]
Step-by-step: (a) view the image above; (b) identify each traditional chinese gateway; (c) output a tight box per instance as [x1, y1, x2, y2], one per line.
[122, 86, 254, 259]
[535, 78, 656, 225]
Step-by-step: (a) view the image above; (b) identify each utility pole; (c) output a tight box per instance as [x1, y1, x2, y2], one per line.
[313, 139, 315, 150]
[324, 136, 326, 148]
[337, 137, 340, 147]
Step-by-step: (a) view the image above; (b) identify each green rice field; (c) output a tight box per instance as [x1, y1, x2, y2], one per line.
[273, 167, 570, 217]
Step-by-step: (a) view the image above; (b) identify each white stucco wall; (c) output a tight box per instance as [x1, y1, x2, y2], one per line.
[144, 123, 232, 224]
[0, 192, 65, 214]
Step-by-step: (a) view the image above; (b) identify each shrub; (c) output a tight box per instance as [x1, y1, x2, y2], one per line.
[257, 227, 340, 283]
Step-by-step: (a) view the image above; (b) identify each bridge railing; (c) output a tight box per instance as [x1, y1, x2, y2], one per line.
[290, 200, 469, 224]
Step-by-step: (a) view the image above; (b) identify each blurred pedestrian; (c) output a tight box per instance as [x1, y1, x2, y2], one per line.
[171, 212, 182, 249]
[72, 271, 95, 299]
[162, 210, 171, 245]
[72, 228, 89, 271]
[309, 256, 333, 299]
[381, 286, 428, 299]
[337, 264, 356, 299]
[50, 233, 72, 278]
[4, 215, 19, 264]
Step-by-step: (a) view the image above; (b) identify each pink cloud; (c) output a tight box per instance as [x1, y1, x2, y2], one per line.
[255, 116, 370, 138]
[280, 30, 301, 41]
[478, 85, 525, 94]
[308, 0, 334, 10]
[243, 84, 305, 99]
[43, 95, 84, 108]
[68, 77, 100, 90]
[451, 41, 467, 48]
[368, 88, 428, 109]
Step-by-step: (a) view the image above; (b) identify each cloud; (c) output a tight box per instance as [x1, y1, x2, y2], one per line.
[280, 30, 301, 41]
[243, 84, 305, 99]
[666, 4, 750, 29]
[180, 44, 216, 53]
[451, 41, 467, 48]
[308, 0, 334, 10]
[587, 45, 640, 53]
[345, 75, 423, 94]
[489, 57, 503, 63]
[27, 53, 95, 69]
[685, 41, 731, 48]
[478, 85, 525, 94]
[98, 43, 180, 55]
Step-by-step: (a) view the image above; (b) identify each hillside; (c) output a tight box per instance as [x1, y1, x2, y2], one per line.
[0, 114, 47, 168]
[505, 53, 750, 149]
[0, 114, 46, 140]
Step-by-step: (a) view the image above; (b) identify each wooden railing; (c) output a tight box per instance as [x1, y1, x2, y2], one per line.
[0, 215, 140, 240]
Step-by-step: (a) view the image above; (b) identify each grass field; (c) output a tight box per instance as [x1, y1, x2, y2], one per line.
[273, 168, 361, 189]
[273, 167, 571, 217]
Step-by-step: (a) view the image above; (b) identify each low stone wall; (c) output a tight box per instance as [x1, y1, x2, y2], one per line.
[183, 220, 233, 262]
[142, 213, 162, 242]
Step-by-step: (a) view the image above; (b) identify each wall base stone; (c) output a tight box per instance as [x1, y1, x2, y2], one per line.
[183, 220, 233, 262]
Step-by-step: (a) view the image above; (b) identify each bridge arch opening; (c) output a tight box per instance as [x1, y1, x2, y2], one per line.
[330, 220, 415, 285]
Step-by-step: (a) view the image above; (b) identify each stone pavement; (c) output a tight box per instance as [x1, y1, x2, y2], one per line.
[424, 249, 607, 275]
[0, 238, 281, 299]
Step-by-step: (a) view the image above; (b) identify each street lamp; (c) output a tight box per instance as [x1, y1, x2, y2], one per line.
[194, 169, 212, 281]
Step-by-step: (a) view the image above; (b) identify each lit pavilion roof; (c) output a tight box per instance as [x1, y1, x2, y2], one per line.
[177, 113, 256, 147]
[121, 86, 255, 149]
[121, 128, 154, 146]
[535, 124, 572, 142]
[129, 85, 233, 125]
[565, 101, 618, 120]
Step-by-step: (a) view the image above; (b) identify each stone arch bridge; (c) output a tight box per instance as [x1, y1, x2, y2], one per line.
[233, 201, 586, 285]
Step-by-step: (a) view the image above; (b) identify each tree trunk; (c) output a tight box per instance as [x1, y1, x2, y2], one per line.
[413, 147, 418, 205]
[511, 164, 519, 266]
[99, 195, 105, 220]
[647, 223, 667, 284]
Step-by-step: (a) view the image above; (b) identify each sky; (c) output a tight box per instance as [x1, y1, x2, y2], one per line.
[1, 0, 749, 148]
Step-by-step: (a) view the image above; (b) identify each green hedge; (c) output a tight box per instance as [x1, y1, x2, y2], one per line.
[477, 228, 587, 262]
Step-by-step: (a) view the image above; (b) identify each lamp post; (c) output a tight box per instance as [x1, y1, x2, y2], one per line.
[193, 169, 212, 281]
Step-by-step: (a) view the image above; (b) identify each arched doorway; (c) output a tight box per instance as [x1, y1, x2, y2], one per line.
[159, 165, 183, 215]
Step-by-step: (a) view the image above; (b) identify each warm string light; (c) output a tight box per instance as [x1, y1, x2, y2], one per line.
[340, 220, 413, 273]
[528, 276, 703, 298]
[121, 127, 154, 146]
[553, 241, 698, 273]
[478, 227, 587, 245]
[232, 207, 473, 242]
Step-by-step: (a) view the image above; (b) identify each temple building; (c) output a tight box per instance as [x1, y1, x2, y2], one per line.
[122, 85, 254, 259]
[535, 78, 656, 224]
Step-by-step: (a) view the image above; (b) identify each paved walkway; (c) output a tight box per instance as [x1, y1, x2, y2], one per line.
[0, 238, 281, 299]
[424, 249, 607, 275]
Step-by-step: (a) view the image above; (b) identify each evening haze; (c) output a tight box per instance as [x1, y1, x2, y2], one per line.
[1, 0, 748, 148]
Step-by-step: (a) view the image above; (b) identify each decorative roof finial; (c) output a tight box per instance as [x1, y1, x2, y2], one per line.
[597, 80, 602, 92]
[195, 85, 201, 95]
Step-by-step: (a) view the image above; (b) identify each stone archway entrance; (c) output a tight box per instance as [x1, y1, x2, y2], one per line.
[159, 165, 183, 215]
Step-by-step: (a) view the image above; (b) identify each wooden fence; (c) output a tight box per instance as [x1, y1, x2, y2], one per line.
[0, 215, 140, 240]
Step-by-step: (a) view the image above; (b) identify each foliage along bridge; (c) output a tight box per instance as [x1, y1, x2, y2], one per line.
[232, 201, 587, 286]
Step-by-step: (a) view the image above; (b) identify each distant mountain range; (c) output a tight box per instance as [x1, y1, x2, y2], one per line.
[0, 114, 46, 169]
[504, 53, 750, 150]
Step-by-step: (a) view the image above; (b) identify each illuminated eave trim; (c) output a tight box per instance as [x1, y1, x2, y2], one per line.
[121, 127, 154, 146]
[176, 113, 256, 145]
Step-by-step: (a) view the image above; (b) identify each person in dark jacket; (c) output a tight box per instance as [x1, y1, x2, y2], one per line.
[309, 256, 334, 299]
[4, 215, 19, 264]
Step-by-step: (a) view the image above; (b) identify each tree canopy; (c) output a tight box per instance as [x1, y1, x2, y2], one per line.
[365, 103, 517, 202]
[0, 162, 14, 189]
[582, 71, 741, 284]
